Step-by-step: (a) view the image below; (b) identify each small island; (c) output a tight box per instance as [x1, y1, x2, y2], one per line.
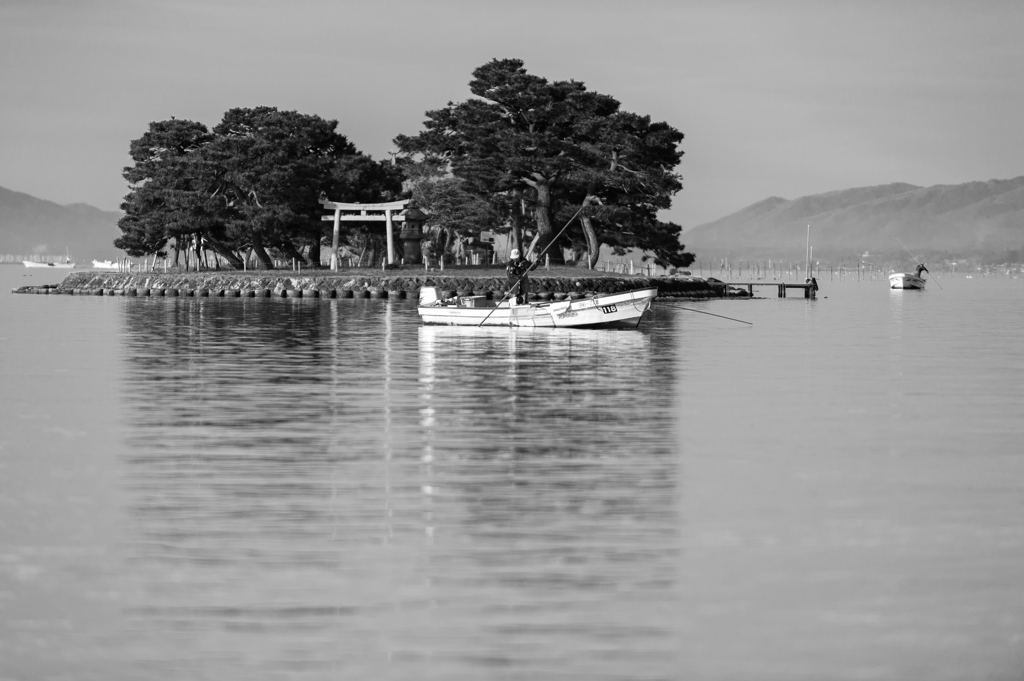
[14, 60, 722, 301]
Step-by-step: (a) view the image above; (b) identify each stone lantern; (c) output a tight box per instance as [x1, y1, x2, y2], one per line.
[399, 205, 428, 265]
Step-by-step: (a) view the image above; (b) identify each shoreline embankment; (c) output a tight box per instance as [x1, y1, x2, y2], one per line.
[12, 270, 726, 298]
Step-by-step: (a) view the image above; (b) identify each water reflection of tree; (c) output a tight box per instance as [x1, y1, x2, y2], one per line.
[119, 298, 415, 563]
[116, 298, 446, 672]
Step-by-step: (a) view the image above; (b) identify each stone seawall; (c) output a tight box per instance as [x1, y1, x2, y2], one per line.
[18, 271, 722, 299]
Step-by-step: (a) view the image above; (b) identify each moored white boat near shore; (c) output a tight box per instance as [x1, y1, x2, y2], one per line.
[417, 287, 658, 329]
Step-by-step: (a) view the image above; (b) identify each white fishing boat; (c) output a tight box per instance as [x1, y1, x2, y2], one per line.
[23, 259, 75, 269]
[92, 259, 120, 271]
[417, 286, 658, 329]
[24, 248, 74, 269]
[889, 263, 929, 290]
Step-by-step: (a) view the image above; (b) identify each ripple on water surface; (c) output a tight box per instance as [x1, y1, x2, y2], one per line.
[113, 298, 683, 679]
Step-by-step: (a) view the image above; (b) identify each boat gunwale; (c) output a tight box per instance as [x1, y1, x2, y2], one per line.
[417, 287, 658, 327]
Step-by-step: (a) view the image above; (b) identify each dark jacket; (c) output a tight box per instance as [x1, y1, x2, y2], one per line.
[506, 257, 532, 301]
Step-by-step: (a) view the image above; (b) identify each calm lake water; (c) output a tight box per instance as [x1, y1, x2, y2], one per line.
[2, 266, 1022, 680]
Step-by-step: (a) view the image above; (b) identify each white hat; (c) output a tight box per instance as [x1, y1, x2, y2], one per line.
[510, 249, 520, 259]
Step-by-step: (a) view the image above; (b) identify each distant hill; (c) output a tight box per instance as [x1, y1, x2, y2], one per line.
[684, 177, 1024, 261]
[0, 185, 123, 262]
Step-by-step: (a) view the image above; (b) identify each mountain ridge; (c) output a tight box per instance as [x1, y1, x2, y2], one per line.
[684, 177, 1024, 260]
[0, 185, 123, 261]
[5, 177, 1024, 264]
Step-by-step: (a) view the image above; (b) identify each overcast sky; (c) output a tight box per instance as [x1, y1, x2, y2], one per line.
[2, 0, 1022, 229]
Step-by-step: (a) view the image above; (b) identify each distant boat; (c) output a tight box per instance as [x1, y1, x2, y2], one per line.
[24, 248, 74, 268]
[92, 259, 121, 271]
[23, 256, 75, 269]
[889, 263, 929, 290]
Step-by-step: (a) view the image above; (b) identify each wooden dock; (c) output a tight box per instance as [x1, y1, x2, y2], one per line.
[727, 282, 817, 298]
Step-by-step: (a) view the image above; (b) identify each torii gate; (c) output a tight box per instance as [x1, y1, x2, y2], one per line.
[319, 197, 425, 270]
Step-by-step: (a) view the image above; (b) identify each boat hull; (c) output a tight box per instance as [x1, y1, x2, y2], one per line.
[23, 261, 75, 269]
[418, 305, 558, 327]
[418, 287, 658, 329]
[889, 273, 926, 289]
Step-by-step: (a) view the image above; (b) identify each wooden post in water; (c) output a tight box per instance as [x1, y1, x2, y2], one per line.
[330, 208, 341, 271]
[385, 208, 395, 265]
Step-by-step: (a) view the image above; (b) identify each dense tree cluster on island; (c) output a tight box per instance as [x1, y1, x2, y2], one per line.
[116, 107, 402, 270]
[116, 59, 694, 270]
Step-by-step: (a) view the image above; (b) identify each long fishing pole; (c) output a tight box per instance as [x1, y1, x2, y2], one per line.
[477, 203, 588, 327]
[893, 235, 943, 289]
[678, 306, 752, 325]
[805, 224, 810, 278]
[893, 234, 923, 265]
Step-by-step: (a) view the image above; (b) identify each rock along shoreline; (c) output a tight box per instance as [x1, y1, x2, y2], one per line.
[13, 270, 727, 299]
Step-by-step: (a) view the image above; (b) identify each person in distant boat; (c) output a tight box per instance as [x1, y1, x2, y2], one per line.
[506, 248, 532, 304]
[915, 263, 929, 278]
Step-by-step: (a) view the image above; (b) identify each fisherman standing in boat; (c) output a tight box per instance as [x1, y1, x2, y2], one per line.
[506, 248, 532, 304]
[916, 263, 929, 278]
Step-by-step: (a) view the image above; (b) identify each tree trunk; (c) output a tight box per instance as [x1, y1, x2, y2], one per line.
[436, 228, 449, 259]
[307, 234, 321, 268]
[281, 241, 306, 268]
[510, 221, 523, 255]
[204, 236, 245, 270]
[367, 239, 381, 268]
[251, 235, 275, 270]
[580, 214, 601, 269]
[529, 179, 565, 264]
[454, 234, 465, 263]
[509, 192, 527, 254]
